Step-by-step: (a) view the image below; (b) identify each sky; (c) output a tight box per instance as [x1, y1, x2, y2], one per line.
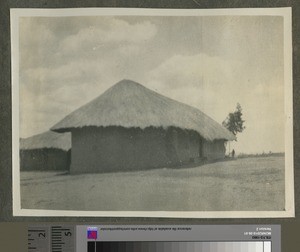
[18, 14, 286, 154]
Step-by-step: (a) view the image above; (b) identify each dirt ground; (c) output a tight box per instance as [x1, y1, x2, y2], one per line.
[20, 156, 285, 211]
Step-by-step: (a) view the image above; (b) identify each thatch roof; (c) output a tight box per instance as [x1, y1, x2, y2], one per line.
[51, 79, 235, 141]
[20, 131, 71, 151]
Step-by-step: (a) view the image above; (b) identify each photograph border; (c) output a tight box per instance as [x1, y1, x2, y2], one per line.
[11, 7, 294, 218]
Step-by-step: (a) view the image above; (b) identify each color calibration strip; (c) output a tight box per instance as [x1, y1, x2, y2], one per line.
[87, 241, 271, 252]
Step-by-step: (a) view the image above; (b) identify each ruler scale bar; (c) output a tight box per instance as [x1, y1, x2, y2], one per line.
[28, 226, 50, 252]
[28, 225, 74, 252]
[52, 225, 74, 252]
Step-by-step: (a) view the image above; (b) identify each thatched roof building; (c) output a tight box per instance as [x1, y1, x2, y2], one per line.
[51, 79, 235, 174]
[20, 131, 71, 151]
[20, 131, 71, 171]
[52, 80, 235, 141]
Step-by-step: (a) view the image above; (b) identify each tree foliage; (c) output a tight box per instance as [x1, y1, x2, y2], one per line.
[222, 103, 245, 138]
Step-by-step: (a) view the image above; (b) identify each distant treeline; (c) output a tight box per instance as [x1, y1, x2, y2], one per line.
[237, 152, 284, 159]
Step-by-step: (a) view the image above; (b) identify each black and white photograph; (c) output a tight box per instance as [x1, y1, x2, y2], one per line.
[11, 8, 294, 218]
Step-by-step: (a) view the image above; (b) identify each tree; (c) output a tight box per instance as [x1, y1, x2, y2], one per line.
[222, 103, 245, 137]
[222, 103, 245, 157]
